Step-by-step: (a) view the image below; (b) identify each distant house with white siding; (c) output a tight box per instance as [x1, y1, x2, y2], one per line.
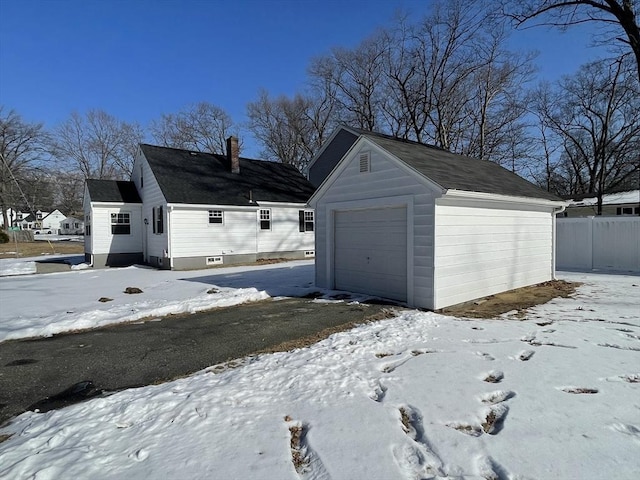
[60, 216, 84, 235]
[308, 127, 568, 310]
[562, 190, 640, 217]
[84, 137, 316, 269]
[39, 209, 66, 233]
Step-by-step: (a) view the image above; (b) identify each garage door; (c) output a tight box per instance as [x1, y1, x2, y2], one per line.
[334, 207, 407, 301]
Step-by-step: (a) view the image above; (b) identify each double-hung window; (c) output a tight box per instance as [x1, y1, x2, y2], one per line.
[111, 212, 131, 235]
[153, 206, 164, 234]
[299, 210, 314, 232]
[209, 210, 223, 224]
[259, 209, 271, 230]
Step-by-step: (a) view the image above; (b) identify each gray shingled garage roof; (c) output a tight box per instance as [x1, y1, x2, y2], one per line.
[141, 144, 315, 205]
[360, 131, 562, 202]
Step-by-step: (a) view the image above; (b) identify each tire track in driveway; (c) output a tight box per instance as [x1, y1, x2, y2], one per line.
[0, 298, 394, 426]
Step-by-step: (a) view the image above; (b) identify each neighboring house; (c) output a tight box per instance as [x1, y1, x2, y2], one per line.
[308, 127, 567, 310]
[562, 190, 640, 217]
[84, 137, 316, 269]
[38, 209, 67, 234]
[17, 213, 36, 230]
[60, 216, 84, 235]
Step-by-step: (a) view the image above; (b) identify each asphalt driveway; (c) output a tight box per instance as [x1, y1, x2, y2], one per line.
[0, 297, 395, 426]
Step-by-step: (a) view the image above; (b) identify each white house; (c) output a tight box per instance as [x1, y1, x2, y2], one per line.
[84, 137, 316, 269]
[60, 216, 84, 235]
[562, 190, 640, 217]
[308, 127, 567, 310]
[38, 209, 66, 234]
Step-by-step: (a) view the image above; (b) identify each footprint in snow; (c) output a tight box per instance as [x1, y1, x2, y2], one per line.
[478, 390, 515, 405]
[482, 370, 504, 383]
[517, 350, 535, 361]
[475, 455, 511, 480]
[480, 404, 509, 435]
[368, 380, 387, 402]
[393, 405, 445, 478]
[129, 448, 149, 462]
[560, 387, 599, 394]
[610, 424, 640, 444]
[475, 352, 495, 361]
[604, 374, 639, 383]
[285, 418, 331, 480]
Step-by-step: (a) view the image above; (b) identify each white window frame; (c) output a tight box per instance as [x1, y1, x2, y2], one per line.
[152, 206, 164, 234]
[110, 212, 131, 235]
[299, 210, 314, 232]
[208, 209, 224, 225]
[259, 209, 271, 230]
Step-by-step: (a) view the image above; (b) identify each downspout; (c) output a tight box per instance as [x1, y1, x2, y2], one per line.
[167, 205, 173, 269]
[551, 204, 567, 280]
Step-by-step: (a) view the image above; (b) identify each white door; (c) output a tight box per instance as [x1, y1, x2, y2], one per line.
[334, 207, 408, 301]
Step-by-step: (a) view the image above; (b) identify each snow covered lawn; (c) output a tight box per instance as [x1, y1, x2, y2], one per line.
[0, 266, 639, 479]
[0, 259, 318, 342]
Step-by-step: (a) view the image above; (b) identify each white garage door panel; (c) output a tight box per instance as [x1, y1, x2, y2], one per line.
[334, 207, 407, 301]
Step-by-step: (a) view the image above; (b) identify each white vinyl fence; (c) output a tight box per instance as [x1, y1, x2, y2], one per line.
[556, 217, 640, 272]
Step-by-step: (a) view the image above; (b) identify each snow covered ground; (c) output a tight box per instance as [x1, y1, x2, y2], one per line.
[0, 262, 639, 479]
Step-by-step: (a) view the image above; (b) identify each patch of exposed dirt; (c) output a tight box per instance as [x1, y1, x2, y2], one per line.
[0, 241, 84, 258]
[438, 280, 580, 319]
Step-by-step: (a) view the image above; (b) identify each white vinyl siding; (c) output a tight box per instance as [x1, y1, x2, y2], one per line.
[313, 141, 437, 308]
[257, 206, 315, 254]
[132, 152, 168, 261]
[168, 205, 314, 258]
[433, 203, 553, 309]
[170, 208, 258, 257]
[87, 204, 143, 255]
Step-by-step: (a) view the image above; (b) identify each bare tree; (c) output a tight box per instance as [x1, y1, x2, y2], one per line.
[0, 107, 47, 228]
[535, 57, 640, 212]
[150, 102, 237, 154]
[50, 110, 143, 180]
[51, 171, 85, 216]
[247, 90, 336, 172]
[501, 0, 640, 83]
[308, 33, 387, 130]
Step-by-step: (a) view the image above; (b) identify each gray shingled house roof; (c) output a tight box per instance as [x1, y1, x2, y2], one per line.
[86, 180, 142, 203]
[314, 127, 561, 202]
[141, 144, 315, 205]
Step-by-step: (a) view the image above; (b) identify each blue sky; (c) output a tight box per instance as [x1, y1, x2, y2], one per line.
[0, 0, 608, 157]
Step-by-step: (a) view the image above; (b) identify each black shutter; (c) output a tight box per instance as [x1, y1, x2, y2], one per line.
[299, 210, 305, 232]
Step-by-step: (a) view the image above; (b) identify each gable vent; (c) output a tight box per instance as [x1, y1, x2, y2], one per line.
[359, 152, 370, 173]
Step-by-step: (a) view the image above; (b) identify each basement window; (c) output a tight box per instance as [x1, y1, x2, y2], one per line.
[359, 152, 370, 173]
[259, 209, 271, 230]
[209, 210, 223, 224]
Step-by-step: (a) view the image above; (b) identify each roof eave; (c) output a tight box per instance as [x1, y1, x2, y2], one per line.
[441, 189, 569, 208]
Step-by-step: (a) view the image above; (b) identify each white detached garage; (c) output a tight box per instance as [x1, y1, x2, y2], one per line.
[309, 128, 567, 310]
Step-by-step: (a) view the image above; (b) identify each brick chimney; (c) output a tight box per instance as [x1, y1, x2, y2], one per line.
[226, 136, 239, 174]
